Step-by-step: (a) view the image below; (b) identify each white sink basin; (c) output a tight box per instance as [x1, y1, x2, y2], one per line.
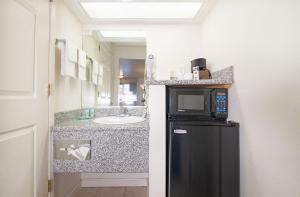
[93, 116, 145, 125]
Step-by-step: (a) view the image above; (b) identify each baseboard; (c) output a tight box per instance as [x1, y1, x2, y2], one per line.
[81, 173, 148, 187]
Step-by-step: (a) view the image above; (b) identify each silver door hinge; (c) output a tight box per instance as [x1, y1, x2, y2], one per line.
[48, 83, 54, 96]
[48, 179, 53, 193]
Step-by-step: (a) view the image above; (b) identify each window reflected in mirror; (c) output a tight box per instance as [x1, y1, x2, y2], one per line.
[119, 59, 145, 106]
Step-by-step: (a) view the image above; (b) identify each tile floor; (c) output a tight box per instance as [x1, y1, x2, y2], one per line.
[72, 186, 147, 197]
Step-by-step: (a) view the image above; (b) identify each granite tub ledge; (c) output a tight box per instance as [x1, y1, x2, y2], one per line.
[146, 66, 234, 86]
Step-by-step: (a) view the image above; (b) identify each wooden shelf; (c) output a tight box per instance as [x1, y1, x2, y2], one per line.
[173, 84, 232, 89]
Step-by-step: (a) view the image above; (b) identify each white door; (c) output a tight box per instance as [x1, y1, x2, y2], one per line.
[0, 0, 50, 196]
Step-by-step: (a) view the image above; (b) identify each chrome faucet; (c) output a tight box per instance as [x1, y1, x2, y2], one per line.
[119, 101, 129, 116]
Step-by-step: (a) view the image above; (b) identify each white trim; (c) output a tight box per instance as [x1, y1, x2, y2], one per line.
[149, 85, 166, 197]
[48, 1, 56, 197]
[81, 173, 148, 187]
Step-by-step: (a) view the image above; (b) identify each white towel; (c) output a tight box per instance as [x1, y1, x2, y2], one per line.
[92, 60, 99, 74]
[77, 49, 87, 66]
[92, 73, 98, 85]
[57, 40, 77, 78]
[77, 49, 87, 80]
[92, 60, 99, 85]
[98, 76, 103, 86]
[99, 63, 104, 77]
[66, 41, 77, 63]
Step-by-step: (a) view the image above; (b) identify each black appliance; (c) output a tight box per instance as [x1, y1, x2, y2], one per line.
[168, 87, 228, 121]
[191, 58, 206, 71]
[167, 87, 239, 197]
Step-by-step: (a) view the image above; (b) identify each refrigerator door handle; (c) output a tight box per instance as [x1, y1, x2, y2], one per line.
[174, 129, 187, 134]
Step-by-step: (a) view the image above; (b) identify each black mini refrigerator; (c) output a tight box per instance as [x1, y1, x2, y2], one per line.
[167, 87, 239, 197]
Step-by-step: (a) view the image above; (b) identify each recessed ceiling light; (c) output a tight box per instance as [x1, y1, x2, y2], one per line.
[100, 30, 146, 38]
[80, 2, 202, 19]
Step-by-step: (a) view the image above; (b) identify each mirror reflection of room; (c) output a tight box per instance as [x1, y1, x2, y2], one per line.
[82, 30, 146, 108]
[119, 58, 145, 106]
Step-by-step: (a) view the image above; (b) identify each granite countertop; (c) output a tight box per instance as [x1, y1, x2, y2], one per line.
[53, 118, 149, 132]
[146, 66, 234, 86]
[146, 78, 232, 86]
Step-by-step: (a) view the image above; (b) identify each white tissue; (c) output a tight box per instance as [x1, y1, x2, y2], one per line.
[78, 146, 90, 161]
[65, 144, 90, 161]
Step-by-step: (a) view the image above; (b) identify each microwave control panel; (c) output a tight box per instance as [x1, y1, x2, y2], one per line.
[215, 93, 227, 113]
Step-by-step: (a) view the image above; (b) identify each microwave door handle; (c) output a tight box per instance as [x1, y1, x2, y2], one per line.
[174, 129, 187, 134]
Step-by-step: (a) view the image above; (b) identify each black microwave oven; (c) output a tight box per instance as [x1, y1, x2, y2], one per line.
[167, 87, 228, 121]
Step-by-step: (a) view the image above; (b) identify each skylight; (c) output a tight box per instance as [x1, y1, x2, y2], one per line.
[80, 2, 202, 19]
[100, 30, 146, 38]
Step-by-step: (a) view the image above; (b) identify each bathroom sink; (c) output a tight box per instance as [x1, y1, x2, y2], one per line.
[93, 116, 145, 125]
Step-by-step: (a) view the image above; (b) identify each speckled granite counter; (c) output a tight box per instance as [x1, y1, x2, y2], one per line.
[54, 118, 148, 132]
[146, 66, 233, 86]
[53, 118, 149, 173]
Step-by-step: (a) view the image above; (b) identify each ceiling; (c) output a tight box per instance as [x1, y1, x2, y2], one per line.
[93, 30, 146, 45]
[64, 0, 215, 44]
[63, 0, 215, 25]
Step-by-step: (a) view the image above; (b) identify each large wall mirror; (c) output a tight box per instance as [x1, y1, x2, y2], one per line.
[81, 30, 146, 107]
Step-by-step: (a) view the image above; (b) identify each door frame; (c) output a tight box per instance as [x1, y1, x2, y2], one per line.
[48, 0, 56, 196]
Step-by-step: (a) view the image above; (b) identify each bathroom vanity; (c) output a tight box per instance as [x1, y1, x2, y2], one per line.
[52, 107, 149, 174]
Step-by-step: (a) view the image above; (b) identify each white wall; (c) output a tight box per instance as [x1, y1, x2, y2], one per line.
[196, 0, 300, 196]
[112, 45, 146, 105]
[55, 0, 82, 112]
[146, 25, 201, 79]
[82, 35, 100, 108]
[84, 24, 201, 80]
